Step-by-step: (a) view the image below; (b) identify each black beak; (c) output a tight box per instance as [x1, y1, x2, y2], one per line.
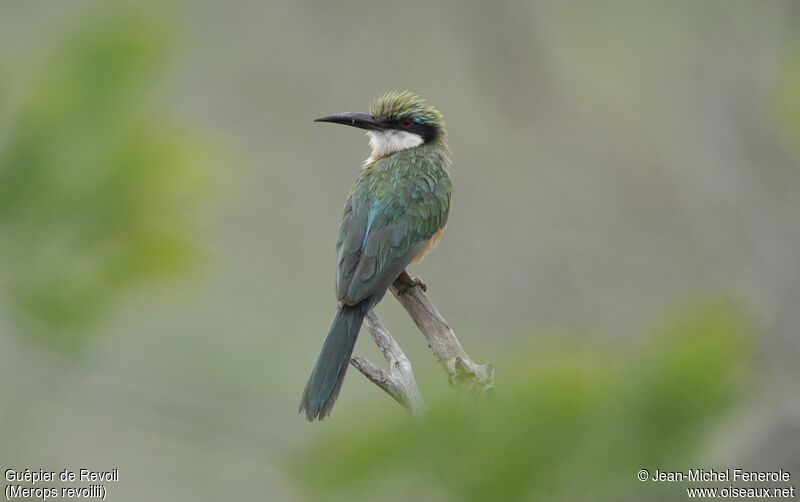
[314, 112, 387, 131]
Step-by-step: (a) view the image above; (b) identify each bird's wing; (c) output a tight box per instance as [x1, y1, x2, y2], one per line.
[335, 164, 450, 305]
[335, 198, 366, 300]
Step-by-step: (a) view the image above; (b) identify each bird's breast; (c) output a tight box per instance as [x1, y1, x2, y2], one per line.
[412, 226, 446, 263]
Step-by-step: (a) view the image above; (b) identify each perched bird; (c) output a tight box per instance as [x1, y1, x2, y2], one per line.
[300, 91, 452, 421]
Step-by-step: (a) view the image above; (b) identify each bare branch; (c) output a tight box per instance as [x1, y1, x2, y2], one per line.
[350, 311, 427, 418]
[352, 273, 493, 418]
[390, 277, 494, 397]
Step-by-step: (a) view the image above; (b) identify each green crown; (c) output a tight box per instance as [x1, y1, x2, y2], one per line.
[369, 90, 444, 127]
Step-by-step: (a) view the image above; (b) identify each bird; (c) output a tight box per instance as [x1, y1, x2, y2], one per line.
[300, 91, 452, 421]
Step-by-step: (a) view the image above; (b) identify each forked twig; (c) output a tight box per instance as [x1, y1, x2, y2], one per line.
[351, 311, 427, 418]
[351, 275, 494, 415]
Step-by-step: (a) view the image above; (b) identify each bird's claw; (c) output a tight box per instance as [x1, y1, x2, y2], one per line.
[397, 275, 427, 294]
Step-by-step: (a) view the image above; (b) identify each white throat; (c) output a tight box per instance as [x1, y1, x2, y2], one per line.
[367, 130, 424, 160]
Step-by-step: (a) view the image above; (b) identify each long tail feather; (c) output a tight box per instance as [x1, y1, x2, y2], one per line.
[299, 302, 368, 421]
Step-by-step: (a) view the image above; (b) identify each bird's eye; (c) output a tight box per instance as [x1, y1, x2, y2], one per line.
[398, 119, 414, 129]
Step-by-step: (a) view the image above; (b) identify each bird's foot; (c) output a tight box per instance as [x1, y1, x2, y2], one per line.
[395, 271, 427, 294]
[407, 276, 427, 293]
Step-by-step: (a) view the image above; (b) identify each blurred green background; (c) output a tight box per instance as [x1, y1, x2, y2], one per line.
[0, 1, 798, 501]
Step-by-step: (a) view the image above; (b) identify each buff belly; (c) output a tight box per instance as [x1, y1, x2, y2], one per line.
[412, 227, 445, 263]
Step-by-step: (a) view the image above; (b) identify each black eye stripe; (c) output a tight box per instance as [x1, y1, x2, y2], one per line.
[390, 117, 438, 142]
[409, 123, 437, 142]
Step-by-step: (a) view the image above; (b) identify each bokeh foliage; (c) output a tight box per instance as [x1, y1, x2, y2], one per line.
[295, 301, 750, 501]
[0, 2, 793, 501]
[774, 32, 800, 165]
[0, 11, 209, 339]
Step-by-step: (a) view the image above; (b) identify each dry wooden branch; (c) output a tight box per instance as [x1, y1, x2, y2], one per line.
[350, 310, 427, 418]
[390, 277, 494, 396]
[351, 274, 493, 416]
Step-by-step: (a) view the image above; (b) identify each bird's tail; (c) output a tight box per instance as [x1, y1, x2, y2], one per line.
[299, 302, 368, 421]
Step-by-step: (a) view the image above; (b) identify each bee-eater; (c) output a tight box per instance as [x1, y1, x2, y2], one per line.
[300, 91, 452, 421]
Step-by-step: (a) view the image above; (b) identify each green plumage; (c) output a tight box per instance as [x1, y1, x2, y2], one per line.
[301, 91, 451, 421]
[337, 143, 451, 304]
[369, 90, 446, 127]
